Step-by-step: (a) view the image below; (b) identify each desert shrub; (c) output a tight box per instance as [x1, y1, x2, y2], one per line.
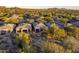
[18, 32, 31, 45]
[18, 32, 35, 52]
[46, 17, 54, 22]
[41, 41, 65, 53]
[73, 28, 79, 38]
[63, 36, 79, 53]
[54, 29, 67, 39]
[22, 44, 37, 53]
[51, 25, 67, 40]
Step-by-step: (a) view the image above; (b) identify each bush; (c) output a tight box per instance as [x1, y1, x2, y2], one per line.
[17, 32, 37, 52]
[51, 25, 67, 40]
[18, 32, 31, 45]
[73, 28, 79, 38]
[63, 36, 79, 53]
[42, 41, 65, 53]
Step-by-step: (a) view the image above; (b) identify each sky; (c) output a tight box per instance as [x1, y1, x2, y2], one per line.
[0, 0, 79, 9]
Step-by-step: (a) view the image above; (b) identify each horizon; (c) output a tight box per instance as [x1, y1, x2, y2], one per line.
[0, 6, 79, 10]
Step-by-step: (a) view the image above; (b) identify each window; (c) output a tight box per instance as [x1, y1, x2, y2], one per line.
[36, 29, 40, 33]
[23, 30, 28, 33]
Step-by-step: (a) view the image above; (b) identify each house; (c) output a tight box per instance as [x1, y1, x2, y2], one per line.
[66, 23, 73, 27]
[34, 22, 47, 33]
[67, 19, 79, 27]
[16, 23, 32, 33]
[31, 16, 48, 32]
[34, 16, 40, 22]
[23, 14, 31, 21]
[9, 14, 23, 22]
[0, 23, 15, 32]
[10, 14, 19, 19]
